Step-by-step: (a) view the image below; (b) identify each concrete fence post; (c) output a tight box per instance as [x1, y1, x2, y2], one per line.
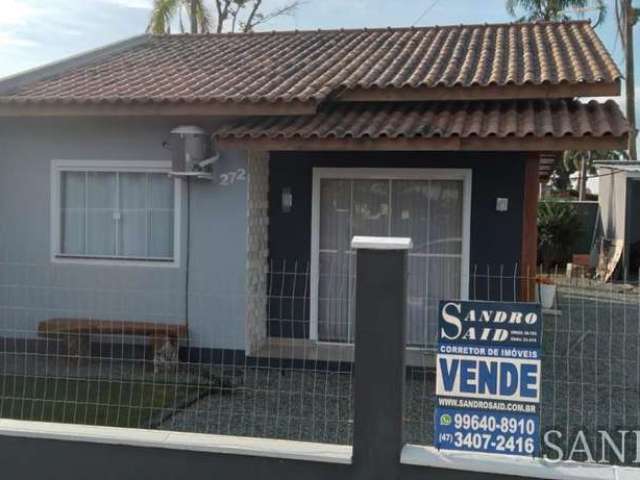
[351, 236, 412, 480]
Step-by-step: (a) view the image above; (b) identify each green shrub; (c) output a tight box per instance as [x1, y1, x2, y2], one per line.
[537, 201, 582, 268]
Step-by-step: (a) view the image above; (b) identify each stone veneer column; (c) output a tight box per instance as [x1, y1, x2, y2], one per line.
[245, 150, 269, 355]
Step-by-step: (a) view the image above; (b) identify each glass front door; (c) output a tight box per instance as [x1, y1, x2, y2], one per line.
[315, 172, 467, 347]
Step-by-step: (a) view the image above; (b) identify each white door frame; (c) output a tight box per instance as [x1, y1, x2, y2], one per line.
[310, 167, 472, 342]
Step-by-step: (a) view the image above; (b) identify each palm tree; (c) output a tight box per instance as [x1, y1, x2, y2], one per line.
[147, 0, 211, 34]
[550, 149, 628, 196]
[506, 0, 607, 26]
[148, 0, 301, 35]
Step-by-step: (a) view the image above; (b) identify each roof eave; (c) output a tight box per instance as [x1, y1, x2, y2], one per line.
[0, 78, 620, 116]
[215, 134, 628, 152]
[335, 80, 621, 102]
[0, 99, 317, 117]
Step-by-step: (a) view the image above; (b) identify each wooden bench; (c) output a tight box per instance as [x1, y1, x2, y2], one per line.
[38, 319, 188, 366]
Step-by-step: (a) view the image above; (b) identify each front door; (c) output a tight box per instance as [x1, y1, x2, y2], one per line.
[311, 168, 470, 348]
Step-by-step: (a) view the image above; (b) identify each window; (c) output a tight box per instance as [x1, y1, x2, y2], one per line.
[51, 161, 180, 265]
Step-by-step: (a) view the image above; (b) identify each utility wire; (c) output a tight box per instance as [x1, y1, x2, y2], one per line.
[581, 168, 634, 179]
[561, 166, 634, 180]
[412, 0, 442, 27]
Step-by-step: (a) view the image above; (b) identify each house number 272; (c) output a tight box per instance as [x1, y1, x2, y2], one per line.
[219, 168, 246, 186]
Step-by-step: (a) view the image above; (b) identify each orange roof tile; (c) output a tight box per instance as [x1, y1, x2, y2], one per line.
[213, 99, 629, 141]
[0, 21, 621, 106]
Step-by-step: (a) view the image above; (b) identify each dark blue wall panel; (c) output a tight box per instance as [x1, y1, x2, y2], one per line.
[267, 151, 527, 338]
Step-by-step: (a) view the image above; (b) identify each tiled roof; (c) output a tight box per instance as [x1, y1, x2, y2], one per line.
[213, 99, 629, 141]
[0, 21, 620, 105]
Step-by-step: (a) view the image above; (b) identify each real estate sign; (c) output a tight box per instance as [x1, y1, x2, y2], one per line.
[434, 300, 542, 456]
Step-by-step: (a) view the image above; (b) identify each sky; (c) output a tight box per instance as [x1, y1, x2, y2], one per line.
[0, 0, 637, 123]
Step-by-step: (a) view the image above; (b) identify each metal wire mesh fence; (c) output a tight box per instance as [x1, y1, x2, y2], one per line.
[0, 260, 354, 445]
[1, 255, 639, 466]
[538, 269, 640, 464]
[405, 265, 640, 467]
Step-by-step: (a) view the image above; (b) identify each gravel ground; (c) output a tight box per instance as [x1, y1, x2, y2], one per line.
[164, 368, 354, 444]
[164, 284, 640, 449]
[538, 285, 640, 458]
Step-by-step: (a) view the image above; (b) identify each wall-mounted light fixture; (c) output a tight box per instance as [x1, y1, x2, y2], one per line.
[496, 197, 509, 212]
[282, 187, 293, 213]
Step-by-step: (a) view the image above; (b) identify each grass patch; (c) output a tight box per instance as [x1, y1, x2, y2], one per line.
[0, 375, 202, 429]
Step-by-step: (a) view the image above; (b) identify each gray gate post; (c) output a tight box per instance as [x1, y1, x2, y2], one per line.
[351, 236, 412, 480]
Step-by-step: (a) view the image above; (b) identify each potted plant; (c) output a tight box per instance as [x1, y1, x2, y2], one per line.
[536, 275, 557, 309]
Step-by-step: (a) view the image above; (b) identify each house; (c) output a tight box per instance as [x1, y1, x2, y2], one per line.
[596, 162, 640, 278]
[0, 21, 630, 362]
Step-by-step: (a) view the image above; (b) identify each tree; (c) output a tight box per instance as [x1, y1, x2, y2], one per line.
[148, 0, 301, 34]
[538, 200, 583, 267]
[221, 0, 301, 33]
[148, 0, 211, 34]
[549, 149, 629, 195]
[506, 0, 607, 26]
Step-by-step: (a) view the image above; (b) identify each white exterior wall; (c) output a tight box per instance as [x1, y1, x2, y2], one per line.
[0, 117, 250, 351]
[598, 168, 628, 243]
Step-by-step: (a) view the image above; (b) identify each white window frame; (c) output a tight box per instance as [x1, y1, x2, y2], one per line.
[50, 160, 181, 268]
[310, 167, 472, 342]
